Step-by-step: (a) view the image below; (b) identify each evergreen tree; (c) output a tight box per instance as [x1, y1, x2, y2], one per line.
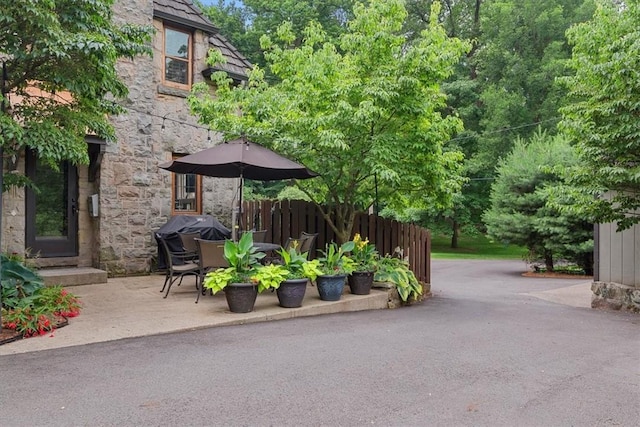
[483, 130, 593, 272]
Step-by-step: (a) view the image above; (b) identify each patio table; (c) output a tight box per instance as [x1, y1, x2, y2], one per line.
[253, 242, 281, 253]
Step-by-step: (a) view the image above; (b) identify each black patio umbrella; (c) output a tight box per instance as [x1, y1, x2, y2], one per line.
[159, 137, 318, 230]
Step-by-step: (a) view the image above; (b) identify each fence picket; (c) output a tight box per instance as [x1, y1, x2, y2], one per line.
[242, 200, 431, 284]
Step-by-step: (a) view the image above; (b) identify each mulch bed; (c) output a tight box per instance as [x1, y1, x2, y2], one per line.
[522, 271, 593, 280]
[0, 328, 23, 345]
[0, 316, 69, 346]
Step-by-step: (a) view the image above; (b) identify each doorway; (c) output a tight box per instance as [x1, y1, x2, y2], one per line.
[25, 152, 79, 257]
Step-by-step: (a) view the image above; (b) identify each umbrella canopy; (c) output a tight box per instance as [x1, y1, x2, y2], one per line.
[159, 138, 318, 236]
[158, 138, 318, 181]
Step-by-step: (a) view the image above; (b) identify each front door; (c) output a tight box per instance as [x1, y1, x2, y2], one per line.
[25, 152, 79, 257]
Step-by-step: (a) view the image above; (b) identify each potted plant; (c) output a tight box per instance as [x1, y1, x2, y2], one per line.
[347, 233, 378, 295]
[250, 263, 290, 294]
[202, 233, 266, 313]
[315, 241, 356, 301]
[374, 255, 423, 303]
[274, 246, 323, 308]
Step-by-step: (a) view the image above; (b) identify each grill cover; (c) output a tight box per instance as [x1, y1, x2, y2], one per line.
[155, 215, 231, 269]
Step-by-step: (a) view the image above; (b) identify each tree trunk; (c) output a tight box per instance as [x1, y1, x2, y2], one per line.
[315, 202, 354, 245]
[544, 251, 554, 272]
[450, 220, 460, 249]
[579, 251, 594, 276]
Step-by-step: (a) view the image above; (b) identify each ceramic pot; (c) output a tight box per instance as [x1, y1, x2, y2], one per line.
[316, 274, 346, 301]
[224, 282, 258, 313]
[276, 278, 308, 308]
[348, 271, 374, 295]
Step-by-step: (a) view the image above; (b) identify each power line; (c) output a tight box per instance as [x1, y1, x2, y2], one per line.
[122, 107, 561, 143]
[448, 117, 561, 142]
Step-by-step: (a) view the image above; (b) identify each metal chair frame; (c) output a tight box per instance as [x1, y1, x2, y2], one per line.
[159, 237, 201, 299]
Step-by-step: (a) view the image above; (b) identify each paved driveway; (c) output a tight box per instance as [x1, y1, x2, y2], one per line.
[1, 260, 638, 426]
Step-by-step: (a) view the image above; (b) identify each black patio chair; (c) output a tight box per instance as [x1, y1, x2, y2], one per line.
[159, 237, 201, 299]
[299, 232, 318, 257]
[178, 232, 200, 263]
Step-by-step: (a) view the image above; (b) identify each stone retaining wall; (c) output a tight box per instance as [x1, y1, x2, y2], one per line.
[591, 281, 640, 313]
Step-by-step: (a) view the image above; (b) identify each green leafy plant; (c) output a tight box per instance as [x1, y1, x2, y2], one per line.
[203, 233, 266, 294]
[276, 247, 323, 281]
[1, 303, 57, 337]
[317, 241, 356, 276]
[1, 255, 82, 337]
[250, 263, 290, 292]
[374, 256, 423, 302]
[1, 253, 45, 310]
[35, 286, 81, 318]
[349, 233, 378, 272]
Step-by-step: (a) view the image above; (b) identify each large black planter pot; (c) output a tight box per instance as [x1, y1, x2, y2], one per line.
[348, 271, 374, 295]
[316, 274, 347, 301]
[276, 278, 308, 308]
[224, 283, 258, 313]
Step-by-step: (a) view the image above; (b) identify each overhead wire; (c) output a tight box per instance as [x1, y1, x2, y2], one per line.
[447, 117, 561, 142]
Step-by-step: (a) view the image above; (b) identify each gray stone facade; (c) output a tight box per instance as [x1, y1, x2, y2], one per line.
[0, 0, 248, 276]
[98, 0, 243, 275]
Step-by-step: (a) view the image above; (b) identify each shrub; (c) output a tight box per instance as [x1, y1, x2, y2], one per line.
[1, 254, 81, 338]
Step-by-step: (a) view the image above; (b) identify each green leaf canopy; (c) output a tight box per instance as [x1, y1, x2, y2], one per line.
[0, 0, 152, 169]
[556, 0, 640, 230]
[190, 0, 469, 242]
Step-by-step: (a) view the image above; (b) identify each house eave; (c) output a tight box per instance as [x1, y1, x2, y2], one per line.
[202, 67, 248, 83]
[153, 10, 218, 34]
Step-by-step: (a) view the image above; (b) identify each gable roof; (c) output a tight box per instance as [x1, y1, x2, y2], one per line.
[153, 0, 251, 81]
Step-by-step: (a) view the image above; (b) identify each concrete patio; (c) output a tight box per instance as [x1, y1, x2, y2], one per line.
[0, 274, 390, 355]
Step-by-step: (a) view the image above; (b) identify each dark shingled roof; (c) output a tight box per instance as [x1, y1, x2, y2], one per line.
[153, 0, 251, 80]
[153, 0, 217, 33]
[207, 33, 252, 81]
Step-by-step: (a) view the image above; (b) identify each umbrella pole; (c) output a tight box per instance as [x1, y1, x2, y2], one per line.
[238, 173, 244, 237]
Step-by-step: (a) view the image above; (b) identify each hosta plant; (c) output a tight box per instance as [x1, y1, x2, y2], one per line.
[374, 256, 423, 302]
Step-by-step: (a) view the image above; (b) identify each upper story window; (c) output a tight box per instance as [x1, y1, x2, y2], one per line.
[164, 26, 192, 88]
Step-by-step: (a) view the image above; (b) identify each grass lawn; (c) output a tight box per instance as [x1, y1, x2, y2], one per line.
[431, 233, 527, 260]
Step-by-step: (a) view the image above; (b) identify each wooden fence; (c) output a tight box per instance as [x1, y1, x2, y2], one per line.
[242, 200, 431, 284]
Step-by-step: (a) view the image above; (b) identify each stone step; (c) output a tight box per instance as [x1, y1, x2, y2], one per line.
[39, 267, 108, 287]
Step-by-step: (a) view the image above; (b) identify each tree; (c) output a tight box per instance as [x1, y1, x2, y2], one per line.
[392, 1, 594, 247]
[199, 0, 355, 69]
[554, 0, 640, 231]
[0, 0, 152, 176]
[190, 0, 470, 242]
[483, 130, 593, 272]
[471, 0, 595, 170]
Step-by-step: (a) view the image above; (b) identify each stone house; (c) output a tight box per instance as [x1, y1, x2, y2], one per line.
[1, 0, 251, 280]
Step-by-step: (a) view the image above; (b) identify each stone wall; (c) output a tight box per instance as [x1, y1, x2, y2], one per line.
[99, 0, 235, 275]
[591, 282, 640, 313]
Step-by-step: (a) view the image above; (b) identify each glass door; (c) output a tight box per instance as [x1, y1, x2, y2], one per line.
[26, 152, 79, 257]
